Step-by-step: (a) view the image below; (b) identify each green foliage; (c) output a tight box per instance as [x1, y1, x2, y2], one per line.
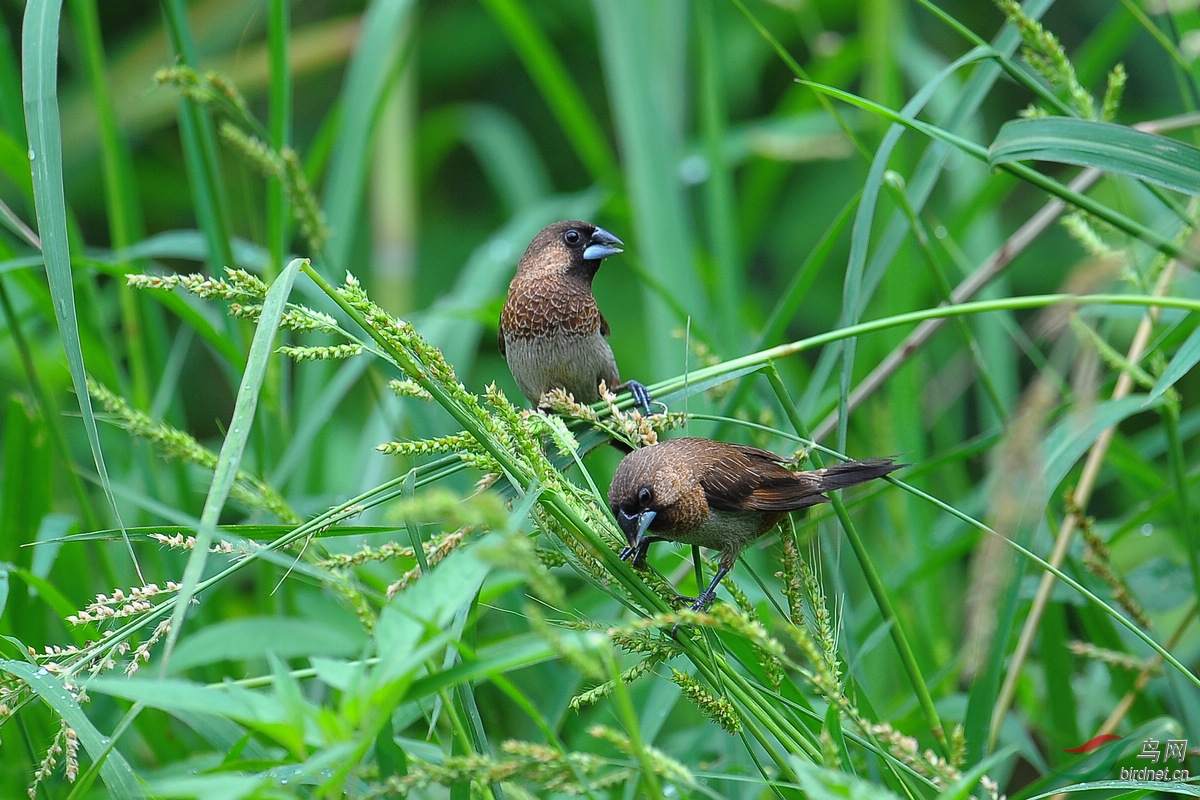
[2, 0, 1200, 798]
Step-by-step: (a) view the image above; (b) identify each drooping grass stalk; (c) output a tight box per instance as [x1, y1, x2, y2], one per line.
[295, 263, 868, 781]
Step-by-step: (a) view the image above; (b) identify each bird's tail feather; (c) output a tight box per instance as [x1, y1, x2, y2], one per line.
[816, 457, 904, 490]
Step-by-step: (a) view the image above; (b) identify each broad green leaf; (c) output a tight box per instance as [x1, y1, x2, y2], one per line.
[168, 617, 368, 674]
[87, 675, 287, 725]
[1043, 394, 1167, 492]
[372, 547, 491, 689]
[86, 674, 308, 755]
[989, 117, 1200, 196]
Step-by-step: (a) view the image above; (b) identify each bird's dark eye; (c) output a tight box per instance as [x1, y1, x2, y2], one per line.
[637, 486, 652, 506]
[563, 229, 582, 246]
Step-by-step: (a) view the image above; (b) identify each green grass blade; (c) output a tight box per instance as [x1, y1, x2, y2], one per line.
[266, 0, 291, 280]
[479, 0, 617, 180]
[321, 0, 416, 275]
[593, 0, 709, 369]
[68, 0, 151, 407]
[160, 0, 235, 270]
[695, 0, 744, 350]
[1150, 323, 1200, 404]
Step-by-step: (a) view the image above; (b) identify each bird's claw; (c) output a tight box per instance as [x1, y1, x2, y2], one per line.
[620, 547, 649, 569]
[690, 591, 717, 613]
[625, 380, 652, 416]
[669, 591, 716, 613]
[661, 592, 717, 638]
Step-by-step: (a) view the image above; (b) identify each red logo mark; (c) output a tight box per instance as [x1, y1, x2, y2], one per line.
[1063, 734, 1123, 754]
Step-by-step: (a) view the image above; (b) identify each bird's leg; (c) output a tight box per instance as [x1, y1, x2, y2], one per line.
[615, 380, 653, 416]
[667, 557, 735, 636]
[689, 563, 733, 613]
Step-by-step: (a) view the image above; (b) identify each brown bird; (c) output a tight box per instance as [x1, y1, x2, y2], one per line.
[499, 220, 651, 414]
[608, 437, 903, 612]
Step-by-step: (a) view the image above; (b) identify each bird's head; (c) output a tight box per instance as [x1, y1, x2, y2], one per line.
[516, 220, 623, 280]
[608, 445, 695, 550]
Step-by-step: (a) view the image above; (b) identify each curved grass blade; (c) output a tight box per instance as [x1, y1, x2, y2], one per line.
[989, 117, 1200, 196]
[1149, 324, 1200, 404]
[159, 257, 307, 671]
[799, 80, 1197, 266]
[22, 0, 138, 575]
[837, 44, 997, 450]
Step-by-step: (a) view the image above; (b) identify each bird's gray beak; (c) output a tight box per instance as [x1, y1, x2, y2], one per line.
[583, 227, 623, 261]
[617, 508, 656, 548]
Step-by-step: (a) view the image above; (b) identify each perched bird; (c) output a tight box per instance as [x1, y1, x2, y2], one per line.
[499, 220, 651, 414]
[608, 437, 903, 612]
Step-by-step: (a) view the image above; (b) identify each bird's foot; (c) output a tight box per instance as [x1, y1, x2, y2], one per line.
[668, 592, 716, 612]
[622, 380, 653, 416]
[689, 591, 717, 613]
[618, 546, 649, 569]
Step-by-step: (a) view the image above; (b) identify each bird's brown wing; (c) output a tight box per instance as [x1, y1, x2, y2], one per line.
[701, 444, 830, 513]
[599, 310, 611, 339]
[714, 448, 903, 512]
